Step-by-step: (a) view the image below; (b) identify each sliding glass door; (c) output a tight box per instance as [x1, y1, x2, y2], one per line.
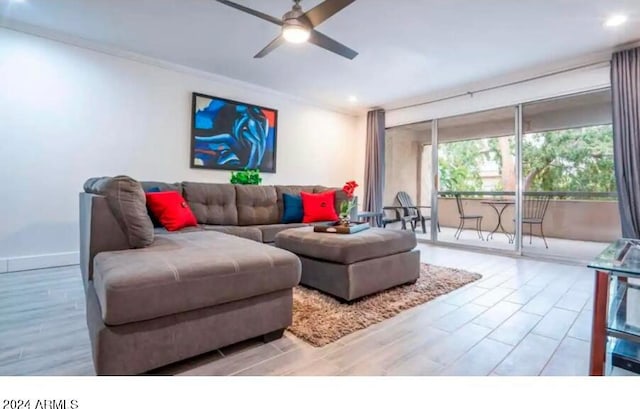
[384, 88, 617, 262]
[435, 107, 517, 252]
[384, 121, 433, 238]
[520, 89, 619, 261]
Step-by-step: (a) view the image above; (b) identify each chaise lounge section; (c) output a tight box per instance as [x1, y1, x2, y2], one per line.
[79, 177, 305, 375]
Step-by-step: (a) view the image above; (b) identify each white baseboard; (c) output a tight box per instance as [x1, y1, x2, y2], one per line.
[2, 252, 79, 273]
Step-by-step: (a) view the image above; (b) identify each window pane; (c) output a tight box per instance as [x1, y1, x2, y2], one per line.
[521, 89, 618, 261]
[437, 107, 516, 250]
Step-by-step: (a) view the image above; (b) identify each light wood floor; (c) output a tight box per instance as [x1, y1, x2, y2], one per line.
[0, 244, 635, 376]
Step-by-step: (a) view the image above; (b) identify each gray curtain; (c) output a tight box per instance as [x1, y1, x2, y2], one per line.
[363, 109, 385, 224]
[612, 47, 640, 238]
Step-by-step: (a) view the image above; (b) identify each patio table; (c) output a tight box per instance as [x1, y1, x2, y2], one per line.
[481, 200, 514, 243]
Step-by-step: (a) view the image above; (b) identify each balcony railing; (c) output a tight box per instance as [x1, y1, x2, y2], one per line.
[438, 191, 617, 200]
[433, 191, 619, 242]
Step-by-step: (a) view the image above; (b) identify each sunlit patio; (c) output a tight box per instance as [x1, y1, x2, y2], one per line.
[389, 225, 610, 263]
[380, 193, 617, 263]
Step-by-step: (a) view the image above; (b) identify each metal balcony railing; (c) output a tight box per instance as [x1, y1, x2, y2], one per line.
[438, 191, 617, 200]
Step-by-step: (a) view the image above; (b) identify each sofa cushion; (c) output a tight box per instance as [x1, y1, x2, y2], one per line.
[141, 181, 182, 194]
[92, 231, 301, 325]
[254, 223, 308, 243]
[182, 182, 238, 225]
[145, 191, 198, 231]
[154, 226, 204, 235]
[135, 183, 174, 227]
[201, 225, 263, 242]
[275, 185, 318, 220]
[301, 191, 339, 223]
[315, 186, 348, 216]
[83, 176, 154, 248]
[235, 185, 279, 226]
[140, 182, 183, 227]
[83, 176, 110, 194]
[274, 227, 417, 264]
[281, 193, 304, 223]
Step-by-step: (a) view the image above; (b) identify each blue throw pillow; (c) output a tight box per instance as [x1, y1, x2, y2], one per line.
[282, 193, 304, 223]
[143, 187, 162, 226]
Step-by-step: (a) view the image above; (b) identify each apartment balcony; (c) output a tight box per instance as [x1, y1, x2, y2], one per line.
[385, 191, 620, 262]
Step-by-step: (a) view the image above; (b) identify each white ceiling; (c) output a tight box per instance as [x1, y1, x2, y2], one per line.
[1, 0, 639, 113]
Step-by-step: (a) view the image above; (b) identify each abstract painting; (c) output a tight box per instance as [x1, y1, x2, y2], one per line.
[190, 92, 277, 172]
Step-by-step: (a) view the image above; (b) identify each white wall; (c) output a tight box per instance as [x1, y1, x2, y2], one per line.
[0, 28, 361, 271]
[384, 127, 430, 207]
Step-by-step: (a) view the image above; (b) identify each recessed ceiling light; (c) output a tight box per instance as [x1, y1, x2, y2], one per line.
[348, 96, 358, 103]
[604, 14, 628, 28]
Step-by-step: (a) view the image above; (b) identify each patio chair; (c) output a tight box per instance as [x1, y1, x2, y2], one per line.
[454, 194, 484, 240]
[381, 205, 413, 230]
[395, 191, 440, 234]
[523, 194, 551, 248]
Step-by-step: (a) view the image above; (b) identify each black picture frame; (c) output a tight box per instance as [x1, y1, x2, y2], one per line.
[190, 92, 278, 173]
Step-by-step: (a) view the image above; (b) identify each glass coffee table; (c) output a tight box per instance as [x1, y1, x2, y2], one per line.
[588, 239, 640, 375]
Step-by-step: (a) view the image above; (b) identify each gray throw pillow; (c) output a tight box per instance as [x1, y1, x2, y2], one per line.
[84, 175, 154, 248]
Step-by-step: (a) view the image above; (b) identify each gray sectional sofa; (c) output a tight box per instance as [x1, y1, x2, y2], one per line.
[79, 176, 347, 375]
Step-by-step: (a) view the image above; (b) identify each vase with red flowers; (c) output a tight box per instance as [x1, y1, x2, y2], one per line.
[338, 180, 358, 226]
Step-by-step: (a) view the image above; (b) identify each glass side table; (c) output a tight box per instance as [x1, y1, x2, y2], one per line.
[588, 239, 640, 375]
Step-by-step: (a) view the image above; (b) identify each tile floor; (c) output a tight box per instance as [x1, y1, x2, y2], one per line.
[0, 243, 635, 376]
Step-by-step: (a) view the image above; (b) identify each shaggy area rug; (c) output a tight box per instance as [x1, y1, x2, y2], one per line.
[288, 263, 482, 347]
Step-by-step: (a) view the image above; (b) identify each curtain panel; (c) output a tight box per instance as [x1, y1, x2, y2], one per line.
[612, 47, 640, 239]
[363, 110, 385, 222]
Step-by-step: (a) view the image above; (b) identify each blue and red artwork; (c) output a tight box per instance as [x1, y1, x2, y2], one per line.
[191, 93, 277, 172]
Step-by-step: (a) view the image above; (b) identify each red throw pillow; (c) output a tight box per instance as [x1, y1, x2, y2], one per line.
[145, 191, 198, 231]
[301, 191, 338, 223]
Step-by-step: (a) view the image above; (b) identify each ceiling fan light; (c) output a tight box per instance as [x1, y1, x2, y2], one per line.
[282, 25, 310, 43]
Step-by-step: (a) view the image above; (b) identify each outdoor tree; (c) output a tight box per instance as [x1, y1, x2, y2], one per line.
[522, 125, 615, 193]
[438, 140, 483, 191]
[437, 125, 615, 195]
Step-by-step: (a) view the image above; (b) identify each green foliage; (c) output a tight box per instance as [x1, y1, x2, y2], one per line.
[522, 125, 615, 192]
[481, 127, 616, 193]
[487, 138, 502, 166]
[230, 169, 262, 185]
[438, 140, 484, 191]
[339, 198, 357, 218]
[437, 125, 615, 195]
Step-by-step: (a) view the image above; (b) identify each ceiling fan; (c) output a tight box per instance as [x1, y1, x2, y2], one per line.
[216, 0, 358, 60]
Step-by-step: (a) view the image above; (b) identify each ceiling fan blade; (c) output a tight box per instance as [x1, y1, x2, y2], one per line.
[303, 0, 356, 27]
[308, 30, 358, 60]
[254, 36, 286, 58]
[216, 0, 282, 26]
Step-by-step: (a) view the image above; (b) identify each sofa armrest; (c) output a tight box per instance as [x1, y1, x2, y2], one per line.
[79, 192, 130, 292]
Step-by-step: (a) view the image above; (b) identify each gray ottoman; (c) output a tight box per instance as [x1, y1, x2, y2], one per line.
[274, 227, 420, 301]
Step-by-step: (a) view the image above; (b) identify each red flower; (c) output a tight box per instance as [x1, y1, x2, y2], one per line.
[342, 180, 359, 199]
